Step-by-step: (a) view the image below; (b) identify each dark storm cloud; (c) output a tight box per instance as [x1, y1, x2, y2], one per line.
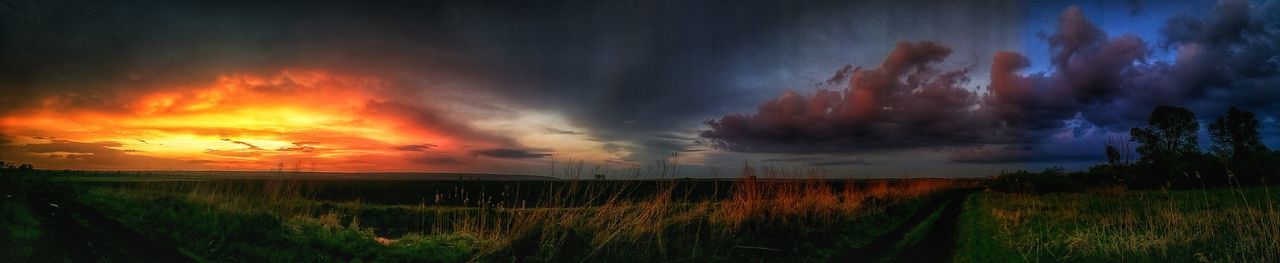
[470, 148, 552, 159]
[983, 6, 1151, 131]
[0, 0, 1027, 165]
[704, 1, 1280, 163]
[702, 41, 1004, 153]
[1040, 0, 1280, 129]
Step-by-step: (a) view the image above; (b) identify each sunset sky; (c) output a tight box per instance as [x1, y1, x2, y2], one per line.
[2, 0, 1278, 177]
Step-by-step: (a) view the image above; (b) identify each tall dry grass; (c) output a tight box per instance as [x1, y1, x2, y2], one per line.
[98, 160, 968, 260]
[422, 161, 968, 259]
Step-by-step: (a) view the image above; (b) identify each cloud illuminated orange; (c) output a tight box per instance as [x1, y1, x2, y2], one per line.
[0, 70, 515, 171]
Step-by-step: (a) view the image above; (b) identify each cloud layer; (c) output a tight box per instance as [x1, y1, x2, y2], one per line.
[6, 0, 1270, 175]
[704, 0, 1280, 163]
[702, 41, 1004, 153]
[0, 0, 1032, 171]
[0, 71, 540, 171]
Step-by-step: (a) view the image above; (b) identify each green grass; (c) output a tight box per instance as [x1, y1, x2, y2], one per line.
[78, 188, 931, 262]
[70, 179, 958, 262]
[896, 199, 948, 250]
[953, 193, 1022, 262]
[956, 187, 1280, 262]
[0, 199, 43, 261]
[837, 198, 931, 250]
[79, 189, 479, 262]
[4, 169, 967, 262]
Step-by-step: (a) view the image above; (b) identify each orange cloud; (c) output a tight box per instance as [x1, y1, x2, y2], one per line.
[0, 70, 514, 171]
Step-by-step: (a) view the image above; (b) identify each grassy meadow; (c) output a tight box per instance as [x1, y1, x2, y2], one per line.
[955, 186, 1280, 262]
[2, 165, 971, 262]
[5, 164, 1280, 262]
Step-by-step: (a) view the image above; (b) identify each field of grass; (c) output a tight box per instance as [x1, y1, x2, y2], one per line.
[3, 166, 972, 262]
[14, 165, 1280, 262]
[955, 186, 1280, 262]
[0, 198, 42, 260]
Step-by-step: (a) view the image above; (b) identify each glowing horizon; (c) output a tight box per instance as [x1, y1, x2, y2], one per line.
[3, 0, 1277, 177]
[0, 70, 624, 172]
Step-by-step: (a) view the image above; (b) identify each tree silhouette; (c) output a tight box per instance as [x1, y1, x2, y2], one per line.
[1209, 106, 1267, 161]
[1104, 135, 1134, 167]
[1105, 145, 1122, 166]
[1130, 105, 1200, 165]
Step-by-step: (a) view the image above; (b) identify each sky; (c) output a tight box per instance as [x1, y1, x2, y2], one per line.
[1, 0, 1277, 177]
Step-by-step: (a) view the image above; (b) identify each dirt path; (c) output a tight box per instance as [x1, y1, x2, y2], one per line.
[26, 195, 194, 262]
[840, 188, 977, 262]
[892, 189, 974, 262]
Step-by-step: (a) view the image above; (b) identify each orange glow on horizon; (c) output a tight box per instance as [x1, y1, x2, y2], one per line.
[1, 70, 488, 171]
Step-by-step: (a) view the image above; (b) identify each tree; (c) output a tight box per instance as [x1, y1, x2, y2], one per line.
[1130, 105, 1200, 164]
[1208, 106, 1267, 161]
[1104, 135, 1133, 167]
[1105, 145, 1122, 166]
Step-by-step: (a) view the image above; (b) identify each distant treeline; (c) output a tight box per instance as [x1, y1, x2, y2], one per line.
[0, 161, 35, 171]
[990, 105, 1280, 193]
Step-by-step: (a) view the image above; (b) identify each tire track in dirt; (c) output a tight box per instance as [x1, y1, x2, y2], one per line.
[891, 189, 975, 262]
[839, 188, 976, 262]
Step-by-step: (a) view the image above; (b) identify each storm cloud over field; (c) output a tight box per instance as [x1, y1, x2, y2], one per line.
[1, 0, 1276, 176]
[704, 0, 1280, 165]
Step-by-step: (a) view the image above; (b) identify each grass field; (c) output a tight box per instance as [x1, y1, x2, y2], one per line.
[7, 168, 1280, 262]
[955, 186, 1280, 262]
[2, 167, 974, 262]
[0, 198, 42, 260]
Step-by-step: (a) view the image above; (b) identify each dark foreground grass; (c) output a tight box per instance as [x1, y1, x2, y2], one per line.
[79, 189, 478, 262]
[4, 167, 967, 262]
[952, 193, 1028, 262]
[61, 171, 963, 262]
[77, 186, 947, 262]
[955, 186, 1280, 262]
[0, 199, 42, 261]
[894, 199, 950, 253]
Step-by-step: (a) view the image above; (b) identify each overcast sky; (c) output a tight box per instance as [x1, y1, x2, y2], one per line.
[1, 0, 1277, 177]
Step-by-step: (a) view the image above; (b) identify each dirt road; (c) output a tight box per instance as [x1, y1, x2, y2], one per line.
[840, 188, 977, 262]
